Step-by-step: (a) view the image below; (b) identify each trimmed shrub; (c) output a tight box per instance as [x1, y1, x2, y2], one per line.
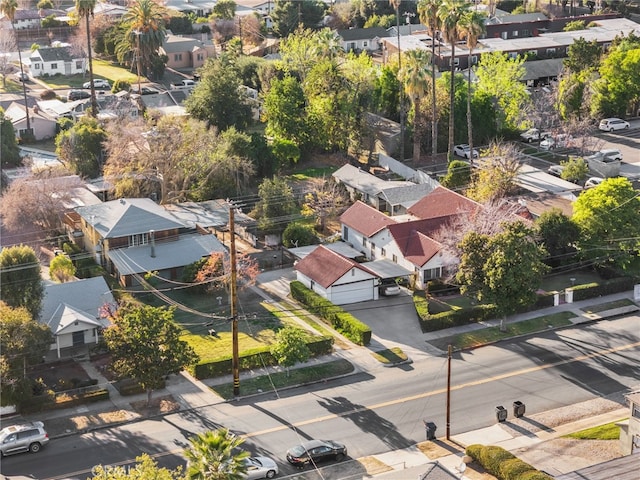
[479, 445, 516, 476]
[290, 281, 372, 345]
[570, 276, 637, 301]
[500, 458, 536, 480]
[465, 444, 483, 460]
[518, 471, 554, 480]
[465, 444, 553, 480]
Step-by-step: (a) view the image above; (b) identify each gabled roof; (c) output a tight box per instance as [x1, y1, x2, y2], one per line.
[387, 219, 445, 267]
[5, 101, 55, 123]
[32, 46, 77, 62]
[332, 163, 414, 198]
[75, 198, 185, 239]
[295, 245, 376, 289]
[161, 34, 205, 54]
[408, 186, 481, 220]
[340, 200, 397, 237]
[41, 276, 115, 334]
[337, 27, 389, 41]
[380, 183, 435, 208]
[486, 12, 548, 24]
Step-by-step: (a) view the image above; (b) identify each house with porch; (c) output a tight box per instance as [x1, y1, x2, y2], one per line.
[40, 276, 115, 359]
[74, 198, 226, 287]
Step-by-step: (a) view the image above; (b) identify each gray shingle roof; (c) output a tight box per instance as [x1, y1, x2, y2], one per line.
[34, 46, 75, 62]
[337, 27, 389, 42]
[75, 198, 185, 239]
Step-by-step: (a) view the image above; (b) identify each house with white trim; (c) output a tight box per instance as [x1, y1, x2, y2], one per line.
[29, 46, 85, 78]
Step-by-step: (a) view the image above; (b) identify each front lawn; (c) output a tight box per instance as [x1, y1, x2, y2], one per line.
[38, 60, 142, 89]
[564, 421, 625, 440]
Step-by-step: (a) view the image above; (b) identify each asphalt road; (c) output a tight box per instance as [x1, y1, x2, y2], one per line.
[2, 315, 638, 480]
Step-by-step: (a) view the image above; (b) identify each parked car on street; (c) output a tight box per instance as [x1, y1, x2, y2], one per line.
[14, 71, 29, 82]
[598, 118, 630, 132]
[286, 439, 347, 468]
[453, 144, 479, 159]
[67, 89, 92, 101]
[83, 79, 110, 90]
[585, 149, 623, 162]
[584, 177, 605, 188]
[540, 134, 573, 150]
[520, 128, 551, 143]
[0, 422, 49, 456]
[242, 456, 278, 479]
[547, 165, 565, 177]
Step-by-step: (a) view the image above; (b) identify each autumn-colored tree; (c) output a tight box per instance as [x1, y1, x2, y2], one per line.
[49, 254, 76, 283]
[195, 251, 260, 291]
[300, 177, 348, 231]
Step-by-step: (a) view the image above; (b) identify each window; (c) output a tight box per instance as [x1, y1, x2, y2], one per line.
[197, 53, 204, 61]
[76, 60, 83, 69]
[129, 233, 149, 247]
[34, 63, 40, 70]
[470, 55, 478, 65]
[351, 268, 355, 276]
[522, 29, 530, 37]
[501, 32, 507, 40]
[633, 404, 640, 419]
[363, 239, 368, 248]
[423, 267, 443, 281]
[528, 50, 537, 57]
[508, 52, 517, 60]
[363, 41, 368, 48]
[392, 254, 397, 263]
[51, 63, 58, 70]
[513, 30, 518, 37]
[381, 248, 386, 257]
[343, 227, 349, 241]
[449, 57, 460, 66]
[546, 48, 556, 56]
[174, 53, 182, 61]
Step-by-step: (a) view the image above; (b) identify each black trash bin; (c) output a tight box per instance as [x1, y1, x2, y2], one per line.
[495, 405, 507, 422]
[513, 401, 525, 418]
[423, 420, 437, 440]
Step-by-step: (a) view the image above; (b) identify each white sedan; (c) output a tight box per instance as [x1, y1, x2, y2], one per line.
[453, 144, 479, 159]
[242, 456, 278, 479]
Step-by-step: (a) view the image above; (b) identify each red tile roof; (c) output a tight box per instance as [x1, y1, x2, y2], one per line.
[339, 200, 397, 237]
[387, 219, 445, 267]
[408, 186, 481, 220]
[294, 245, 375, 288]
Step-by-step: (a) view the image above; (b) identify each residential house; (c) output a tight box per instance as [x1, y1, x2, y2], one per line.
[5, 101, 57, 140]
[160, 34, 215, 70]
[294, 245, 379, 304]
[163, 0, 216, 17]
[29, 46, 85, 78]
[332, 164, 423, 213]
[135, 91, 189, 117]
[336, 27, 389, 53]
[618, 390, 640, 455]
[0, 8, 65, 29]
[340, 200, 398, 259]
[40, 276, 115, 359]
[74, 198, 226, 287]
[235, 0, 272, 16]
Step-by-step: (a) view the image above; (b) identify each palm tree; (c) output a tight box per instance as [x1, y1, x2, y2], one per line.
[184, 429, 249, 480]
[418, 0, 442, 159]
[437, 0, 469, 162]
[75, 0, 97, 116]
[389, 0, 405, 161]
[400, 49, 431, 163]
[1, 0, 30, 133]
[458, 10, 485, 165]
[121, 0, 166, 81]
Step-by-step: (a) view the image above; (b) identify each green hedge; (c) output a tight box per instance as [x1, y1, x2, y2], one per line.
[290, 281, 372, 346]
[116, 378, 165, 396]
[570, 276, 637, 301]
[20, 388, 109, 413]
[190, 336, 334, 380]
[465, 444, 553, 480]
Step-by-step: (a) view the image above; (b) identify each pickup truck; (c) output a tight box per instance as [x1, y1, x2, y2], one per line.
[171, 79, 195, 90]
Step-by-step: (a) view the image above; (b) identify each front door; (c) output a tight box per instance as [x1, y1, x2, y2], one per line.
[72, 331, 84, 346]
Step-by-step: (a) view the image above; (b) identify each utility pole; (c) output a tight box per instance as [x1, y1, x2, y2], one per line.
[229, 206, 240, 397]
[395, 3, 405, 162]
[446, 344, 452, 440]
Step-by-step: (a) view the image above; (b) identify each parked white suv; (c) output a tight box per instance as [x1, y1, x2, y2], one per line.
[586, 149, 623, 162]
[598, 118, 630, 132]
[0, 422, 49, 456]
[83, 79, 111, 90]
[520, 128, 551, 143]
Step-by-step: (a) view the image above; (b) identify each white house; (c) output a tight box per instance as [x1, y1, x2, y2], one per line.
[295, 245, 379, 305]
[40, 276, 115, 358]
[336, 27, 389, 53]
[5, 101, 57, 140]
[30, 46, 85, 78]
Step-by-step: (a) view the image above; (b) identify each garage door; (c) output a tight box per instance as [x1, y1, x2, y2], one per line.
[330, 280, 375, 305]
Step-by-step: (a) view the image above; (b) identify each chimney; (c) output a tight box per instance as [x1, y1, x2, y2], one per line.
[150, 230, 156, 258]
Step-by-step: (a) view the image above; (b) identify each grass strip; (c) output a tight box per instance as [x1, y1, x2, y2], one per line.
[581, 299, 636, 314]
[371, 347, 408, 364]
[563, 420, 626, 440]
[210, 359, 354, 400]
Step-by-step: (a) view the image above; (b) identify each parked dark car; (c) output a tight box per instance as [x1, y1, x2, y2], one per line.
[67, 89, 91, 101]
[286, 439, 347, 468]
[130, 86, 160, 95]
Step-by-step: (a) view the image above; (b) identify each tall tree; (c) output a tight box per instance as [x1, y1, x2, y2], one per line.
[418, 0, 442, 157]
[49, 254, 76, 283]
[400, 49, 430, 163]
[76, 0, 98, 115]
[457, 221, 549, 329]
[270, 326, 311, 376]
[591, 44, 640, 118]
[271, 0, 326, 38]
[118, 0, 166, 79]
[458, 10, 485, 164]
[263, 75, 310, 152]
[389, 0, 405, 161]
[0, 28, 17, 88]
[1, 0, 31, 133]
[0, 245, 44, 319]
[437, 0, 469, 160]
[534, 208, 580, 268]
[0, 302, 53, 406]
[91, 454, 185, 480]
[572, 177, 640, 270]
[185, 55, 252, 131]
[55, 116, 106, 178]
[103, 303, 199, 405]
[252, 176, 298, 236]
[0, 107, 21, 167]
[184, 429, 249, 480]
[466, 140, 522, 202]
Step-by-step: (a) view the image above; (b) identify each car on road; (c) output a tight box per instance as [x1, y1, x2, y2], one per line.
[83, 79, 110, 90]
[584, 177, 605, 188]
[540, 134, 573, 150]
[14, 71, 29, 82]
[598, 118, 630, 132]
[547, 165, 565, 177]
[286, 439, 347, 468]
[453, 144, 479, 159]
[0, 422, 49, 456]
[130, 86, 160, 95]
[520, 128, 551, 143]
[67, 89, 92, 101]
[586, 148, 623, 162]
[242, 456, 278, 479]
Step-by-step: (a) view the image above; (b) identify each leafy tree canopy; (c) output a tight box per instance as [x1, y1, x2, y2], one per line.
[49, 254, 76, 283]
[184, 429, 249, 480]
[282, 222, 316, 247]
[0, 107, 20, 167]
[270, 326, 311, 374]
[55, 117, 107, 178]
[271, 0, 326, 38]
[91, 454, 185, 480]
[252, 176, 298, 235]
[103, 303, 199, 404]
[534, 208, 580, 268]
[572, 177, 640, 269]
[0, 245, 44, 319]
